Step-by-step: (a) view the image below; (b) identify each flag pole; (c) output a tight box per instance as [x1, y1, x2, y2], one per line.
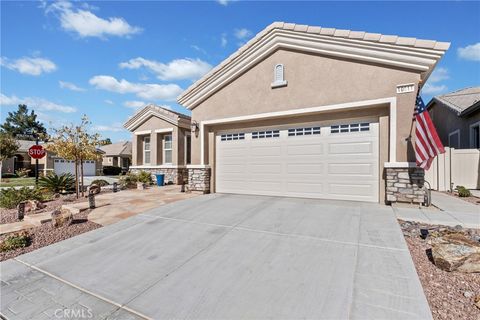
[406, 81, 422, 142]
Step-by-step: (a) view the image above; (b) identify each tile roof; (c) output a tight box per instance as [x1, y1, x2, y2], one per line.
[123, 104, 191, 132]
[99, 141, 132, 156]
[430, 87, 480, 115]
[178, 21, 450, 109]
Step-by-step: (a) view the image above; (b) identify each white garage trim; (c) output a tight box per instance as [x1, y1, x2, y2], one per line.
[200, 96, 397, 165]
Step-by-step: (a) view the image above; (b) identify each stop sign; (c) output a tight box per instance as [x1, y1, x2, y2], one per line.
[28, 145, 46, 159]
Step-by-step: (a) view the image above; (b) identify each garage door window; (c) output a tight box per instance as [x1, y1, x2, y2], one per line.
[252, 130, 280, 139]
[288, 127, 321, 137]
[221, 133, 245, 141]
[331, 123, 369, 134]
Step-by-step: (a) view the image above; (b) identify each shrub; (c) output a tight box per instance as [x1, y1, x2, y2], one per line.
[119, 172, 138, 188]
[0, 231, 31, 252]
[137, 171, 153, 184]
[39, 173, 75, 193]
[90, 179, 109, 187]
[1, 173, 16, 179]
[0, 187, 45, 209]
[103, 166, 122, 176]
[15, 168, 30, 178]
[456, 186, 471, 197]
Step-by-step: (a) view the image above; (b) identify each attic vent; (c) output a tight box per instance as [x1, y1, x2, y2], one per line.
[271, 64, 287, 88]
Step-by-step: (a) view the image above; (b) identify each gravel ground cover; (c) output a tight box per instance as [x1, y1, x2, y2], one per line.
[0, 195, 87, 224]
[0, 210, 100, 262]
[440, 191, 480, 206]
[400, 220, 480, 320]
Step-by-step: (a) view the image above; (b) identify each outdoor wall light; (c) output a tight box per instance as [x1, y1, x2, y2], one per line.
[191, 120, 199, 137]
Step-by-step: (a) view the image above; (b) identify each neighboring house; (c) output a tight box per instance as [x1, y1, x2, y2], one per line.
[175, 22, 449, 204]
[99, 141, 132, 170]
[1, 139, 103, 177]
[427, 87, 480, 149]
[124, 105, 192, 184]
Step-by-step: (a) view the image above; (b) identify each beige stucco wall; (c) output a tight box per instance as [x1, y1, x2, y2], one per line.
[131, 115, 188, 166]
[190, 48, 421, 165]
[429, 102, 480, 149]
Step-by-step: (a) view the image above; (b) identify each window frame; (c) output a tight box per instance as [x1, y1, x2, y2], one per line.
[143, 136, 151, 165]
[470, 121, 480, 149]
[184, 132, 191, 165]
[448, 129, 461, 149]
[163, 134, 173, 165]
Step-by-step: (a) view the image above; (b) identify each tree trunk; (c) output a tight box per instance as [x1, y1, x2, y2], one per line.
[74, 159, 79, 199]
[80, 158, 85, 197]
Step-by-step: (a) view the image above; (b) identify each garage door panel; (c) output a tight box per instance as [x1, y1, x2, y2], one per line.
[328, 142, 374, 155]
[287, 144, 323, 156]
[287, 163, 324, 174]
[329, 183, 377, 197]
[286, 182, 324, 194]
[328, 163, 374, 176]
[216, 121, 379, 202]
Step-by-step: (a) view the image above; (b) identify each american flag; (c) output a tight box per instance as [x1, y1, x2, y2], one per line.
[414, 94, 445, 170]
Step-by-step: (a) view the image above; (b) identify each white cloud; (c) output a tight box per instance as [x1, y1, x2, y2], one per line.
[221, 33, 228, 47]
[0, 93, 77, 113]
[191, 45, 207, 55]
[119, 57, 212, 81]
[104, 99, 114, 105]
[89, 75, 183, 101]
[217, 0, 236, 6]
[428, 67, 449, 83]
[234, 28, 252, 40]
[0, 56, 57, 76]
[59, 80, 85, 91]
[458, 43, 480, 61]
[93, 123, 125, 132]
[124, 100, 146, 109]
[422, 83, 448, 95]
[46, 0, 142, 39]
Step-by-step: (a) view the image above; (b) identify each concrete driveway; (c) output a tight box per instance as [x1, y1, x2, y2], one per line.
[1, 194, 431, 320]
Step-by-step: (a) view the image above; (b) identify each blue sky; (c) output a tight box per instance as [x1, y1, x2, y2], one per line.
[1, 1, 479, 142]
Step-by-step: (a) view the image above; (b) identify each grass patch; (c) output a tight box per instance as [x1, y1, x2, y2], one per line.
[0, 177, 36, 187]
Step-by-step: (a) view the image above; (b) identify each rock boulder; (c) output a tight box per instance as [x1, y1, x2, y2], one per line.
[24, 200, 46, 212]
[51, 209, 73, 228]
[431, 233, 480, 273]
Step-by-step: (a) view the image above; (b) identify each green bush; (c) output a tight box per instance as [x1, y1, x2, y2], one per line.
[1, 173, 16, 179]
[119, 172, 138, 188]
[0, 231, 31, 252]
[456, 186, 471, 197]
[39, 173, 75, 193]
[137, 171, 153, 184]
[0, 187, 45, 209]
[90, 179, 109, 187]
[103, 166, 122, 176]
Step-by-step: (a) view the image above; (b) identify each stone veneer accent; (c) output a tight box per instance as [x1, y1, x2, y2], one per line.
[188, 167, 211, 193]
[130, 167, 188, 185]
[385, 167, 425, 204]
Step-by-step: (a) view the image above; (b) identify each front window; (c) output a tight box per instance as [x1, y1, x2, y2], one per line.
[471, 124, 480, 148]
[143, 136, 151, 164]
[185, 134, 191, 165]
[164, 134, 172, 164]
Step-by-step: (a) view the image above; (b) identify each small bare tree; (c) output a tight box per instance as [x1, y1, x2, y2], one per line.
[46, 116, 101, 198]
[0, 132, 20, 183]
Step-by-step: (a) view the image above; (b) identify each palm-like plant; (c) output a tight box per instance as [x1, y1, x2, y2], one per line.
[38, 173, 75, 193]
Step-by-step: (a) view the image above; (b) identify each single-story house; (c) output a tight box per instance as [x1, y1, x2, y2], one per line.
[427, 87, 480, 149]
[99, 141, 132, 170]
[124, 104, 192, 184]
[1, 139, 104, 177]
[132, 22, 450, 204]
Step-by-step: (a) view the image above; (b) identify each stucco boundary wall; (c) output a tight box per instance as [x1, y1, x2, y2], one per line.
[385, 163, 425, 204]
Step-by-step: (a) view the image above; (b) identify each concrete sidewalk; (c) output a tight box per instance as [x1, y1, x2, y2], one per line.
[431, 191, 479, 214]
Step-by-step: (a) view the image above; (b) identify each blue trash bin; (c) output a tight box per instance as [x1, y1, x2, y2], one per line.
[155, 174, 165, 186]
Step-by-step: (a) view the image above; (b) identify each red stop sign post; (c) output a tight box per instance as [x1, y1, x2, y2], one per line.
[28, 145, 46, 159]
[28, 144, 45, 185]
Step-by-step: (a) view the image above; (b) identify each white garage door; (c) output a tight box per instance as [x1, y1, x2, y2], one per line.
[216, 121, 379, 202]
[54, 159, 96, 176]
